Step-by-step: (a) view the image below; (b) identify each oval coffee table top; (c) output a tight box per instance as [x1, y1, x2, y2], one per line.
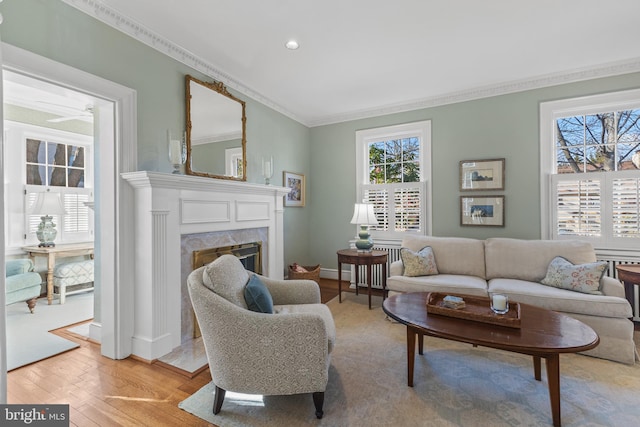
[383, 292, 599, 355]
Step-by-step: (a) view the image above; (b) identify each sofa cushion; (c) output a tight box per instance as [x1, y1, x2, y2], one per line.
[401, 235, 486, 278]
[540, 256, 607, 295]
[400, 246, 438, 277]
[5, 271, 42, 294]
[244, 274, 274, 313]
[487, 278, 632, 318]
[484, 238, 596, 282]
[203, 254, 249, 309]
[387, 274, 488, 297]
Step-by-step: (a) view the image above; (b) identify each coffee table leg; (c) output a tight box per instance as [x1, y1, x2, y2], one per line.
[533, 356, 541, 381]
[406, 326, 416, 387]
[418, 333, 424, 355]
[546, 354, 561, 427]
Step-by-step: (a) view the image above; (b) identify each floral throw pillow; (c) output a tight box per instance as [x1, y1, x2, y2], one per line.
[400, 246, 439, 277]
[540, 256, 608, 295]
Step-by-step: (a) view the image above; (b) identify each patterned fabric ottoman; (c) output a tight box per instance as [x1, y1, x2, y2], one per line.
[53, 259, 94, 304]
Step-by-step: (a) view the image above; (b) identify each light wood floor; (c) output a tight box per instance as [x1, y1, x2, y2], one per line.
[7, 278, 352, 426]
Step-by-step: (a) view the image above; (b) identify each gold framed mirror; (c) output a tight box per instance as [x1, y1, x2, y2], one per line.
[185, 75, 247, 180]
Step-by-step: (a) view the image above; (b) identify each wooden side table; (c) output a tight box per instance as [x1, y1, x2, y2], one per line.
[616, 264, 640, 322]
[22, 242, 94, 305]
[337, 248, 388, 309]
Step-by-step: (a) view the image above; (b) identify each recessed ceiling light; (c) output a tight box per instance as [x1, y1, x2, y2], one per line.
[285, 40, 299, 50]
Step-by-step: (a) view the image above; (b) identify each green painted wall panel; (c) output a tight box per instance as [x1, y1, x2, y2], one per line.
[3, 0, 640, 275]
[0, 0, 312, 270]
[309, 74, 640, 270]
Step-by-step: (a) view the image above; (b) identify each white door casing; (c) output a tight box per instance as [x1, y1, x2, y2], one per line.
[1, 42, 138, 360]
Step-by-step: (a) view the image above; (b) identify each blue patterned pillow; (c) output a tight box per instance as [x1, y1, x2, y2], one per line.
[400, 246, 439, 277]
[540, 256, 607, 295]
[244, 275, 274, 313]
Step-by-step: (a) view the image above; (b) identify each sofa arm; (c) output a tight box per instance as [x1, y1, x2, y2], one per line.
[390, 260, 404, 276]
[601, 276, 626, 298]
[259, 275, 321, 305]
[6, 259, 35, 277]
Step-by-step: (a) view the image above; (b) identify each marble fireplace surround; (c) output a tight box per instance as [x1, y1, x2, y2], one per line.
[122, 171, 290, 361]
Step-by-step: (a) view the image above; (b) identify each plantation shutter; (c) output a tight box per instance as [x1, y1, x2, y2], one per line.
[363, 182, 425, 234]
[552, 176, 601, 238]
[612, 177, 640, 238]
[25, 186, 92, 241]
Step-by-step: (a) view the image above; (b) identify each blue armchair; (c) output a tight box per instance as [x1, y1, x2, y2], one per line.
[6, 259, 42, 313]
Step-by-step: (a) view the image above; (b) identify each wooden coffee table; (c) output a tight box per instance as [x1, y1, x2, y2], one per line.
[383, 292, 599, 427]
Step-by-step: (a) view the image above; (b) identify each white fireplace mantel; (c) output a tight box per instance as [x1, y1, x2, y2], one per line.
[122, 171, 290, 360]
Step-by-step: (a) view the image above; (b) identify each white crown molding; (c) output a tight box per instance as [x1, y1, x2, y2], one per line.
[60, 0, 305, 124]
[308, 57, 640, 127]
[63, 0, 640, 129]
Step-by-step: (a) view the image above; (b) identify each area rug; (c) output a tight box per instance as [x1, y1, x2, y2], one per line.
[6, 292, 93, 371]
[179, 293, 640, 427]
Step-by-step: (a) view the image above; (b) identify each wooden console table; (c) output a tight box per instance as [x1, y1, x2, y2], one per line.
[337, 248, 388, 309]
[616, 264, 640, 322]
[22, 242, 94, 305]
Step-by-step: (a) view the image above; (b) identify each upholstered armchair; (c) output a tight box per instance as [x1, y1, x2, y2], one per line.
[187, 254, 336, 419]
[5, 259, 42, 313]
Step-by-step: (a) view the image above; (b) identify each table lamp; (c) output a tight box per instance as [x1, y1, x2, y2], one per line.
[30, 190, 66, 247]
[350, 203, 379, 252]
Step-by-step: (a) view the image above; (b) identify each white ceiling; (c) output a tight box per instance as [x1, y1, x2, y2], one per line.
[79, 1, 640, 126]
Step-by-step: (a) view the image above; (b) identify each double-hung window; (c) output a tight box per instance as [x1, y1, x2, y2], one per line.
[355, 121, 432, 240]
[540, 89, 640, 250]
[24, 136, 93, 245]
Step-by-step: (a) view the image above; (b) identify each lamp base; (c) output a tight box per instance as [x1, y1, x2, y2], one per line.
[354, 225, 374, 252]
[36, 215, 57, 248]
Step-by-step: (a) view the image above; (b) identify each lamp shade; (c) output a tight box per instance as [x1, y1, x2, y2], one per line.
[350, 203, 378, 225]
[30, 191, 66, 216]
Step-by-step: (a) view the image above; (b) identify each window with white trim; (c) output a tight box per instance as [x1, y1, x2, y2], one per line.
[355, 121, 432, 240]
[3, 121, 94, 249]
[540, 89, 640, 249]
[24, 137, 94, 243]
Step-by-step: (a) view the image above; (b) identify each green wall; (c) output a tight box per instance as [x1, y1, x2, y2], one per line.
[3, 0, 640, 274]
[309, 73, 640, 270]
[0, 0, 312, 269]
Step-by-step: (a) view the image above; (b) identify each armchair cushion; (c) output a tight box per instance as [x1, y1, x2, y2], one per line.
[244, 274, 274, 313]
[203, 254, 249, 308]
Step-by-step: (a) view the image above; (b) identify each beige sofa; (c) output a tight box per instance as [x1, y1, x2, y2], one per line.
[387, 236, 638, 364]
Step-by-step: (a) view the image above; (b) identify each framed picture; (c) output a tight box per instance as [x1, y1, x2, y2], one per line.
[460, 195, 505, 227]
[459, 158, 505, 191]
[283, 171, 305, 207]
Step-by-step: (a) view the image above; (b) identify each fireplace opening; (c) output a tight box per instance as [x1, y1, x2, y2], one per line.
[191, 241, 263, 338]
[192, 241, 263, 274]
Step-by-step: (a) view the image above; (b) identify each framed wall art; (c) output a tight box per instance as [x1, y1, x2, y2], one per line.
[283, 171, 305, 207]
[460, 195, 505, 227]
[459, 158, 505, 191]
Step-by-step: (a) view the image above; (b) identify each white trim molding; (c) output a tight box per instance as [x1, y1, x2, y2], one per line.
[63, 0, 640, 128]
